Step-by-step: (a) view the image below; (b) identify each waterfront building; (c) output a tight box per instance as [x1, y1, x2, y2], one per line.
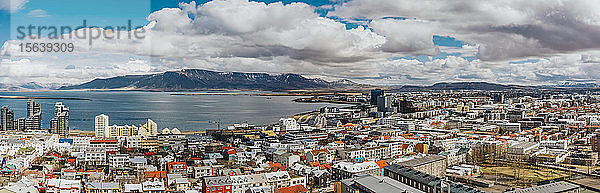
[25, 99, 42, 130]
[51, 102, 70, 137]
[14, 117, 26, 131]
[95, 114, 109, 138]
[1, 105, 14, 131]
[146, 119, 158, 136]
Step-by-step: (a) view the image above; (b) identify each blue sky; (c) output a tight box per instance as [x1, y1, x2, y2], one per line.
[1, 0, 463, 52]
[2, 0, 337, 43]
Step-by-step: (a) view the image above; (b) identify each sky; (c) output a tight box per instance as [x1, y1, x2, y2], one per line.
[1, 0, 600, 86]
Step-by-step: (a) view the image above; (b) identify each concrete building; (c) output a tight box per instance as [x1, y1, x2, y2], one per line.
[507, 142, 539, 161]
[50, 102, 69, 138]
[339, 174, 424, 193]
[25, 99, 42, 130]
[396, 155, 447, 178]
[95, 114, 109, 138]
[384, 165, 485, 193]
[1, 106, 14, 131]
[332, 161, 380, 180]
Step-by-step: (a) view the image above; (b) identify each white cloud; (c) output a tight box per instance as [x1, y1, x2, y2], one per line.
[0, 0, 28, 13]
[330, 0, 600, 60]
[2, 0, 600, 86]
[27, 9, 48, 17]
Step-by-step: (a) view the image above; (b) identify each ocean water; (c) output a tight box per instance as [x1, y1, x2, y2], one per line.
[0, 91, 348, 131]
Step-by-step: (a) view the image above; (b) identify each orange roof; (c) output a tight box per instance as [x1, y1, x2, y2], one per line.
[269, 162, 286, 171]
[145, 171, 167, 178]
[375, 160, 389, 168]
[309, 161, 320, 167]
[274, 185, 308, 193]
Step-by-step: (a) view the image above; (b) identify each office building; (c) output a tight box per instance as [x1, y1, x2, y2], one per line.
[1, 106, 14, 131]
[377, 95, 393, 112]
[370, 89, 384, 105]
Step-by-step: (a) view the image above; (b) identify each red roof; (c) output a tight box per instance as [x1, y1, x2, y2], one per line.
[275, 185, 308, 193]
[90, 140, 118, 143]
[167, 162, 188, 170]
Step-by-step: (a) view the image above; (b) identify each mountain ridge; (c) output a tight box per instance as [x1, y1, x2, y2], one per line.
[59, 69, 363, 91]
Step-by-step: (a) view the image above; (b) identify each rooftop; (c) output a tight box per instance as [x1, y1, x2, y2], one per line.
[505, 181, 579, 193]
[397, 155, 445, 167]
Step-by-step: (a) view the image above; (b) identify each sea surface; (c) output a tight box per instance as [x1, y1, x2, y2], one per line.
[0, 91, 348, 131]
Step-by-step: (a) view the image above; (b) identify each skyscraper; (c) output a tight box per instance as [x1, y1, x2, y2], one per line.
[1, 106, 14, 131]
[370, 89, 384, 105]
[25, 100, 42, 130]
[51, 102, 70, 138]
[95, 114, 109, 138]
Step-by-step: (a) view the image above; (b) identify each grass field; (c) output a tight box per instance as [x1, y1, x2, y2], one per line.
[483, 166, 570, 182]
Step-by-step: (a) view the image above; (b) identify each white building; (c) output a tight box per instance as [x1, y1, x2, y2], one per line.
[95, 114, 109, 138]
[276, 118, 300, 132]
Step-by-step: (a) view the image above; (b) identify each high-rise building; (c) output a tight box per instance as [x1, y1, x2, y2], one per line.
[95, 114, 109, 138]
[1, 106, 14, 131]
[14, 118, 26, 131]
[146, 119, 158, 136]
[370, 89, 384, 105]
[51, 102, 70, 138]
[377, 95, 393, 112]
[25, 99, 42, 130]
[26, 99, 41, 117]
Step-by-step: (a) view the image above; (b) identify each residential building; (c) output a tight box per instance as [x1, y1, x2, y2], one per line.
[96, 114, 109, 138]
[1, 105, 14, 131]
[51, 102, 70, 137]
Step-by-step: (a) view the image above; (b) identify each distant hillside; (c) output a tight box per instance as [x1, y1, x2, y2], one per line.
[0, 82, 66, 91]
[59, 69, 363, 91]
[395, 82, 532, 91]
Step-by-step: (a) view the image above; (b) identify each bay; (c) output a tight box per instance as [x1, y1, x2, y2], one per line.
[0, 91, 348, 131]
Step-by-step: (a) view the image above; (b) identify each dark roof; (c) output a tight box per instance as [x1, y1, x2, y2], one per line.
[343, 174, 425, 193]
[505, 181, 579, 193]
[385, 165, 487, 193]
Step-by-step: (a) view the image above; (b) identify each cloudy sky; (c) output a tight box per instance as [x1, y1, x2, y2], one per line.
[1, 0, 600, 86]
